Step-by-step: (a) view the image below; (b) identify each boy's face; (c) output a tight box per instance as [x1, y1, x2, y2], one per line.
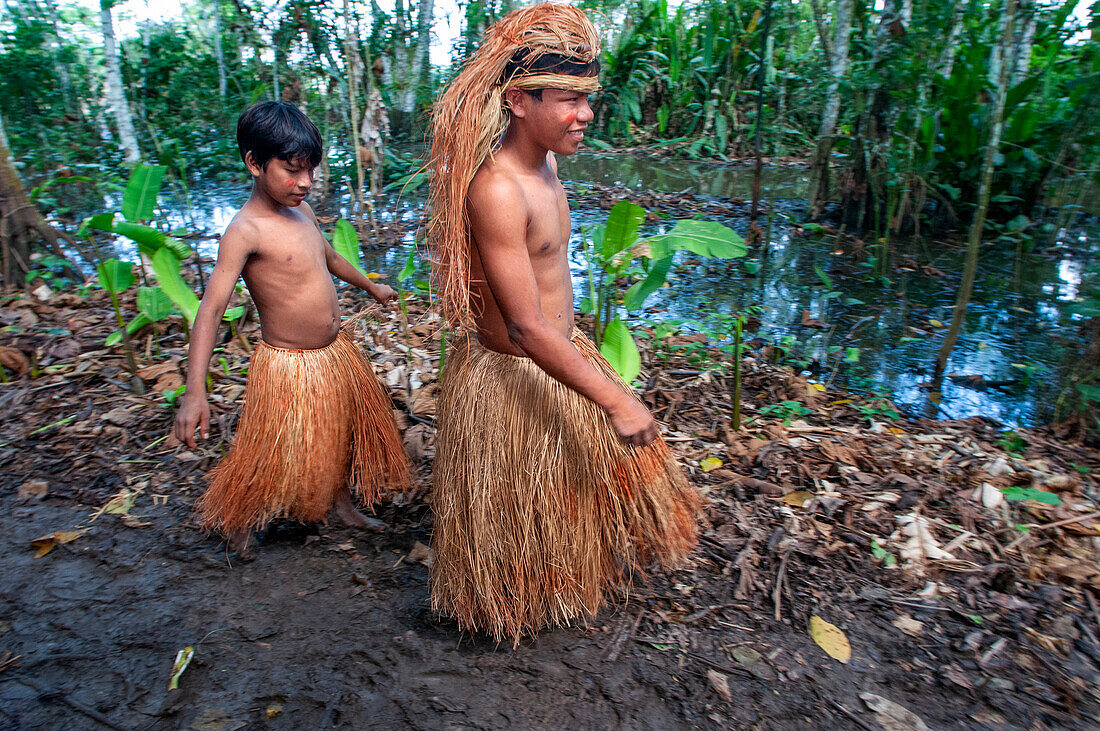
[509, 88, 594, 156]
[245, 152, 315, 207]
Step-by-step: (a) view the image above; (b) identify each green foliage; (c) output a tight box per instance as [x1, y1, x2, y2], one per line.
[122, 165, 167, 222]
[333, 219, 366, 274]
[999, 486, 1063, 506]
[151, 249, 199, 326]
[600, 318, 642, 385]
[752, 400, 814, 425]
[96, 259, 134, 294]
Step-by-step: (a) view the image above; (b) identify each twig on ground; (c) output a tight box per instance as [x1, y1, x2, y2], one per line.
[773, 550, 791, 621]
[13, 676, 126, 730]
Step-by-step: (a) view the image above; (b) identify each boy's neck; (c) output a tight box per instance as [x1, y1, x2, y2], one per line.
[248, 182, 291, 213]
[499, 125, 554, 172]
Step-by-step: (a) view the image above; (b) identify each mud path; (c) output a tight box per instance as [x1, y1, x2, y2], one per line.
[2, 290, 1099, 729]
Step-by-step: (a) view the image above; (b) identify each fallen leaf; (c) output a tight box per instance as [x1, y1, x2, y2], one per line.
[17, 480, 48, 502]
[860, 692, 929, 731]
[707, 669, 732, 702]
[700, 457, 723, 472]
[266, 704, 283, 719]
[929, 319, 944, 328]
[168, 645, 194, 690]
[407, 541, 435, 569]
[809, 615, 851, 663]
[101, 407, 136, 427]
[892, 614, 924, 637]
[0, 346, 30, 376]
[29, 529, 87, 558]
[781, 491, 814, 507]
[121, 515, 153, 528]
[136, 361, 179, 381]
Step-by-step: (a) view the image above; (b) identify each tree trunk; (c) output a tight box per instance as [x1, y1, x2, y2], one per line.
[807, 0, 854, 217]
[0, 114, 76, 288]
[212, 0, 228, 100]
[101, 1, 141, 163]
[933, 0, 1017, 384]
[751, 0, 773, 222]
[343, 0, 367, 227]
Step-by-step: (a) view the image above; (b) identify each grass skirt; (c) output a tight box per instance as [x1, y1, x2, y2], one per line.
[431, 328, 699, 644]
[196, 328, 409, 535]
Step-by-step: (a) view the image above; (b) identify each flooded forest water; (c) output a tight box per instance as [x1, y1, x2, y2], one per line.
[81, 151, 1099, 428]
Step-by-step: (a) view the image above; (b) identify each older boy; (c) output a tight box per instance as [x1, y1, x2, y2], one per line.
[427, 3, 699, 644]
[174, 101, 409, 555]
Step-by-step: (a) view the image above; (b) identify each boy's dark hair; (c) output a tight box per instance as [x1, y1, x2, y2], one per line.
[236, 101, 323, 170]
[500, 48, 601, 101]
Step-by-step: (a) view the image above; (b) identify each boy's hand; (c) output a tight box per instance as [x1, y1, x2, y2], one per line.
[608, 397, 659, 448]
[173, 393, 210, 449]
[370, 283, 398, 304]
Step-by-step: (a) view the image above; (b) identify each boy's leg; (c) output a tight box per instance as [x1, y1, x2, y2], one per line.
[227, 527, 255, 558]
[333, 488, 387, 531]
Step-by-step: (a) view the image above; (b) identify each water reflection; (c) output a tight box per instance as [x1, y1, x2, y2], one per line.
[69, 152, 1098, 428]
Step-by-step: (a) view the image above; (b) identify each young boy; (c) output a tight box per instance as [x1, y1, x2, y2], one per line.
[427, 4, 699, 644]
[174, 101, 409, 556]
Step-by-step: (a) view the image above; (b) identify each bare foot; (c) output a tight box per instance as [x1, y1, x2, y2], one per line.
[333, 492, 387, 531]
[227, 528, 255, 560]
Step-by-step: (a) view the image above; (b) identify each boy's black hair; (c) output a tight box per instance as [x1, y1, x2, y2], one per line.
[499, 48, 601, 101]
[236, 101, 323, 170]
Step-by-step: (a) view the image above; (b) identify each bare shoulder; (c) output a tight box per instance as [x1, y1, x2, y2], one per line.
[547, 151, 558, 174]
[468, 162, 526, 219]
[297, 200, 321, 226]
[219, 210, 262, 257]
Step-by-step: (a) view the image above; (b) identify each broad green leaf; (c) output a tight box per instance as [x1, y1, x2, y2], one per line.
[623, 256, 673, 311]
[600, 318, 641, 384]
[845, 347, 860, 364]
[137, 286, 174, 321]
[333, 218, 365, 274]
[97, 258, 134, 293]
[398, 247, 417, 282]
[648, 219, 747, 260]
[151, 249, 200, 325]
[122, 164, 167, 222]
[602, 200, 646, 259]
[814, 264, 833, 290]
[106, 313, 152, 346]
[1077, 383, 1100, 403]
[223, 305, 245, 322]
[111, 221, 191, 260]
[1000, 486, 1063, 505]
[80, 212, 115, 236]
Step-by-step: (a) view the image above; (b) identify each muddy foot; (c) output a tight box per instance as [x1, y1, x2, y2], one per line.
[333, 493, 387, 532]
[227, 529, 256, 561]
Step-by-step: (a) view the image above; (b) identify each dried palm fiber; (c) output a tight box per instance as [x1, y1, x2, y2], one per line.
[427, 2, 601, 328]
[196, 327, 410, 535]
[432, 329, 699, 644]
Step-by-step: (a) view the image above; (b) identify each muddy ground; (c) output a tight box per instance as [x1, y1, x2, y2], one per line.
[2, 286, 1100, 730]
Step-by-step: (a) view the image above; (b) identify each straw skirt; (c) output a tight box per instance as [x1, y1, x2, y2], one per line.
[431, 328, 699, 643]
[196, 328, 409, 535]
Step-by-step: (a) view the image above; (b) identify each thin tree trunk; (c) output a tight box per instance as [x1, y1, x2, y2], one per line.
[101, 1, 140, 163]
[0, 114, 78, 288]
[343, 0, 367, 228]
[213, 0, 228, 100]
[751, 0, 773, 222]
[807, 0, 853, 217]
[933, 0, 1017, 384]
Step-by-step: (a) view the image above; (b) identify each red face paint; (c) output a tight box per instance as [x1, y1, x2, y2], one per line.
[285, 178, 295, 187]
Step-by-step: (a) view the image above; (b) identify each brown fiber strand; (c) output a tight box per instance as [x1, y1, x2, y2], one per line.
[431, 329, 700, 645]
[196, 328, 410, 535]
[427, 2, 601, 328]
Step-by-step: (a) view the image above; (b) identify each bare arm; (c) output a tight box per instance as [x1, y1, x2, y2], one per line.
[469, 175, 657, 446]
[172, 226, 252, 447]
[303, 203, 396, 303]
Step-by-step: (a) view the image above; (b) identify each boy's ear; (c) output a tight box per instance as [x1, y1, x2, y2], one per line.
[504, 88, 529, 118]
[244, 150, 263, 176]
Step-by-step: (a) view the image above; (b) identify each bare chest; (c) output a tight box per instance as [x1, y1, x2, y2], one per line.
[525, 182, 571, 262]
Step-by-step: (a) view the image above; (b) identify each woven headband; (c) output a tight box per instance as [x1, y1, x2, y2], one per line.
[503, 73, 601, 93]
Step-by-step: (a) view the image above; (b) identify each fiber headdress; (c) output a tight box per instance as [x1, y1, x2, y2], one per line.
[428, 2, 601, 327]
